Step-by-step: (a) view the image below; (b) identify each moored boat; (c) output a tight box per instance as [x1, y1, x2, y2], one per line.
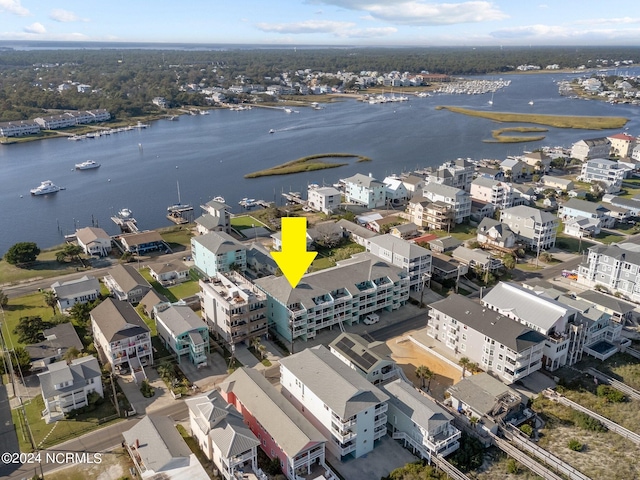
[30, 180, 61, 195]
[75, 160, 101, 170]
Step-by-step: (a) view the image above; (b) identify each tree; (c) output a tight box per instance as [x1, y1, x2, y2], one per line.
[69, 302, 93, 327]
[157, 361, 175, 382]
[458, 357, 472, 378]
[0, 347, 32, 377]
[0, 288, 8, 308]
[415, 365, 434, 390]
[13, 315, 46, 344]
[63, 346, 81, 363]
[43, 290, 58, 315]
[502, 253, 516, 270]
[4, 242, 40, 266]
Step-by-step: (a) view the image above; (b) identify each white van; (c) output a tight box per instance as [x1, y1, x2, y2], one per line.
[363, 313, 380, 325]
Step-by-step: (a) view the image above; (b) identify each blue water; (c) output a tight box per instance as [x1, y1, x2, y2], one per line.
[1, 71, 639, 253]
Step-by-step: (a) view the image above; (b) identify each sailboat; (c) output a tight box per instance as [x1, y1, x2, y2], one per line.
[167, 181, 193, 213]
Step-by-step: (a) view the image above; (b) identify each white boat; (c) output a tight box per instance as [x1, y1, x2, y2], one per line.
[239, 197, 257, 208]
[118, 208, 132, 218]
[528, 100, 534, 106]
[199, 110, 210, 115]
[488, 92, 494, 105]
[283, 108, 292, 114]
[213, 196, 226, 204]
[75, 160, 101, 170]
[269, 129, 275, 134]
[68, 135, 83, 141]
[30, 180, 61, 195]
[167, 181, 193, 212]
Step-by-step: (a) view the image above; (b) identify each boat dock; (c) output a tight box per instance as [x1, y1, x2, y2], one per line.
[167, 206, 193, 224]
[111, 208, 139, 233]
[281, 192, 307, 206]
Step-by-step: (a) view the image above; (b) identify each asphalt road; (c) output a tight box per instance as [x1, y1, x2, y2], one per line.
[4, 401, 189, 480]
[0, 384, 20, 480]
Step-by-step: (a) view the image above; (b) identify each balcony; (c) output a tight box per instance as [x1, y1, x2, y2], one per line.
[375, 403, 388, 415]
[331, 425, 357, 443]
[374, 415, 386, 428]
[332, 413, 356, 428]
[333, 438, 356, 456]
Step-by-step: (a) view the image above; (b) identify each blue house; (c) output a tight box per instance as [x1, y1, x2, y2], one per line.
[155, 304, 210, 366]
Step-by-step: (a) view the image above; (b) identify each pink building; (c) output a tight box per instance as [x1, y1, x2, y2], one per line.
[220, 368, 336, 480]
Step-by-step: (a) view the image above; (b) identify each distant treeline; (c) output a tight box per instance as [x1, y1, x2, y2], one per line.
[0, 46, 638, 121]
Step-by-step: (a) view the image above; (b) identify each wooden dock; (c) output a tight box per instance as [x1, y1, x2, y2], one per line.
[281, 192, 307, 206]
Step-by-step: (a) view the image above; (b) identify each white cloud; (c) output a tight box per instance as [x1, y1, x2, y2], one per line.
[574, 17, 640, 26]
[256, 20, 355, 34]
[490, 24, 640, 44]
[538, 4, 549, 8]
[318, 1, 508, 25]
[0, 0, 29, 16]
[23, 22, 46, 34]
[49, 9, 88, 23]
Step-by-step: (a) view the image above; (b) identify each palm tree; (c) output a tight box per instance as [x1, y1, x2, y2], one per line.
[258, 344, 267, 360]
[502, 254, 516, 270]
[0, 288, 8, 308]
[42, 290, 58, 315]
[250, 336, 261, 352]
[415, 365, 434, 391]
[156, 361, 175, 382]
[469, 362, 480, 374]
[459, 356, 471, 378]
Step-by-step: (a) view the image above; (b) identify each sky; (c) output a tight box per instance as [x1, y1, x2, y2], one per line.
[1, 0, 640, 47]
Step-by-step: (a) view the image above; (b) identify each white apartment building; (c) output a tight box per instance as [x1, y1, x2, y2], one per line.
[0, 120, 40, 137]
[383, 176, 409, 206]
[481, 282, 580, 371]
[428, 159, 474, 191]
[422, 183, 471, 224]
[367, 234, 432, 290]
[571, 137, 611, 161]
[428, 294, 546, 383]
[500, 205, 558, 250]
[199, 272, 267, 347]
[254, 253, 409, 344]
[307, 185, 342, 214]
[469, 177, 524, 209]
[279, 346, 389, 459]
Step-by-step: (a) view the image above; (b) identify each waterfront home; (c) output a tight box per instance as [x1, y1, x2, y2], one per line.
[344, 173, 386, 209]
[51, 275, 100, 312]
[383, 176, 409, 206]
[470, 177, 525, 209]
[199, 271, 267, 348]
[38, 356, 103, 423]
[423, 183, 471, 224]
[402, 175, 426, 196]
[103, 264, 152, 304]
[329, 332, 401, 385]
[139, 290, 169, 319]
[368, 214, 403, 233]
[119, 230, 166, 254]
[511, 184, 537, 203]
[603, 195, 640, 216]
[220, 368, 330, 480]
[254, 252, 409, 344]
[155, 304, 209, 366]
[279, 346, 390, 459]
[476, 218, 516, 250]
[500, 158, 532, 180]
[500, 205, 558, 250]
[26, 323, 84, 371]
[607, 132, 636, 158]
[196, 199, 231, 235]
[0, 120, 41, 137]
[336, 218, 378, 248]
[308, 221, 344, 247]
[123, 414, 210, 480]
[522, 151, 551, 172]
[91, 298, 153, 376]
[428, 294, 546, 384]
[446, 373, 527, 432]
[76, 226, 112, 257]
[475, 166, 505, 181]
[307, 185, 341, 214]
[246, 242, 278, 277]
[381, 379, 460, 461]
[578, 158, 625, 193]
[147, 260, 190, 287]
[575, 289, 635, 324]
[428, 159, 474, 191]
[541, 175, 574, 192]
[186, 390, 261, 480]
[571, 137, 611, 161]
[367, 234, 432, 290]
[191, 231, 247, 278]
[558, 198, 614, 230]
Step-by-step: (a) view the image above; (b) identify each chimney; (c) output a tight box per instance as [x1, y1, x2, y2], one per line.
[135, 439, 139, 449]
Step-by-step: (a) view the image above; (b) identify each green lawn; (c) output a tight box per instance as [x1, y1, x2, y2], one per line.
[431, 224, 477, 241]
[159, 224, 195, 249]
[139, 268, 200, 302]
[12, 394, 120, 452]
[1, 292, 53, 348]
[515, 263, 544, 272]
[311, 241, 366, 272]
[231, 214, 269, 230]
[556, 234, 595, 254]
[595, 231, 626, 244]
[0, 246, 90, 285]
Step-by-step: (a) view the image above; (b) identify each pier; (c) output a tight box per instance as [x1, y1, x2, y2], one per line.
[111, 208, 139, 233]
[281, 192, 307, 206]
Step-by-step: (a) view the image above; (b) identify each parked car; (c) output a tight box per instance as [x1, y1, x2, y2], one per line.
[363, 313, 380, 325]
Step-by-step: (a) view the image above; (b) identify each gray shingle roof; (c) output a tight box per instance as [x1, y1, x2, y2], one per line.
[336, 219, 379, 240]
[471, 177, 502, 189]
[430, 294, 546, 352]
[577, 290, 635, 315]
[192, 231, 246, 255]
[147, 260, 189, 276]
[381, 379, 453, 432]
[254, 252, 405, 309]
[91, 298, 149, 343]
[195, 213, 225, 230]
[122, 415, 191, 473]
[369, 234, 430, 259]
[220, 368, 325, 458]
[38, 356, 101, 401]
[51, 275, 100, 300]
[561, 198, 609, 215]
[279, 345, 389, 419]
[26, 323, 84, 362]
[76, 226, 110, 245]
[502, 205, 557, 224]
[156, 304, 206, 337]
[429, 236, 462, 250]
[587, 243, 640, 265]
[446, 372, 523, 415]
[107, 264, 151, 294]
[344, 173, 383, 188]
[423, 182, 465, 198]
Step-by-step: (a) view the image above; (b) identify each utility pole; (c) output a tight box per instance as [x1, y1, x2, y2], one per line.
[111, 371, 121, 417]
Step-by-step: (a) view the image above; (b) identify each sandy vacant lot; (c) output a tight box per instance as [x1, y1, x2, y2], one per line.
[387, 337, 462, 399]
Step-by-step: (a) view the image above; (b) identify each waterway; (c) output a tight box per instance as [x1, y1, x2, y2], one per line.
[1, 71, 639, 253]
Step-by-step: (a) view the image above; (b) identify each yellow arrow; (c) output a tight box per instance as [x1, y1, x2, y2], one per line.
[271, 217, 318, 288]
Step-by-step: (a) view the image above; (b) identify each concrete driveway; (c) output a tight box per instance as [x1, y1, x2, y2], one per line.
[178, 351, 228, 391]
[117, 368, 174, 416]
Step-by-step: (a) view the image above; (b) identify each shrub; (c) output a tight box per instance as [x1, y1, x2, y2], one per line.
[520, 424, 533, 437]
[506, 458, 520, 474]
[140, 380, 155, 398]
[596, 385, 626, 403]
[449, 433, 484, 472]
[567, 439, 584, 452]
[572, 411, 608, 432]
